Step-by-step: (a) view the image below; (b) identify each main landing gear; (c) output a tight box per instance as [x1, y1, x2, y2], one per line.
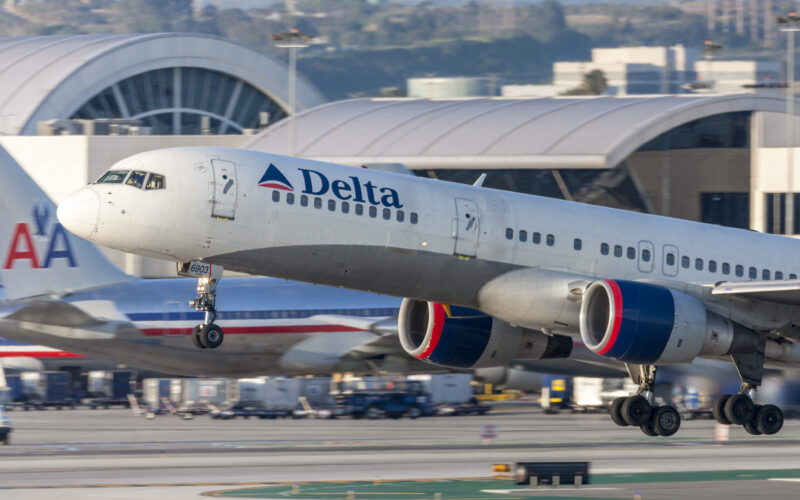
[178, 261, 225, 350]
[711, 343, 784, 436]
[609, 364, 681, 437]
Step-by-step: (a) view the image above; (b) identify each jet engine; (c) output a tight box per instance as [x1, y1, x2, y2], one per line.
[580, 279, 760, 364]
[398, 299, 572, 369]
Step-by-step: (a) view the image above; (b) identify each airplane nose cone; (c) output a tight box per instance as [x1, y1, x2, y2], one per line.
[57, 188, 99, 239]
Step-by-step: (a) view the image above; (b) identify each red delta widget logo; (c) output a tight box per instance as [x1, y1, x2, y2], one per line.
[3, 205, 76, 270]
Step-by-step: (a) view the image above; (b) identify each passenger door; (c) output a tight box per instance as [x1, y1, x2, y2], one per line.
[637, 240, 654, 273]
[210, 159, 238, 219]
[453, 198, 479, 257]
[662, 244, 679, 277]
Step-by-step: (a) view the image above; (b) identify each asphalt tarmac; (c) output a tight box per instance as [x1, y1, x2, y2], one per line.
[0, 404, 798, 499]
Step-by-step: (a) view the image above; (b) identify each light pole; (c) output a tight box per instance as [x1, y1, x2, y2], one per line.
[702, 39, 722, 91]
[272, 28, 313, 157]
[778, 13, 800, 234]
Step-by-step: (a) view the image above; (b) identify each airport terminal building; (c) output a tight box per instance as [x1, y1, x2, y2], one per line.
[0, 33, 797, 277]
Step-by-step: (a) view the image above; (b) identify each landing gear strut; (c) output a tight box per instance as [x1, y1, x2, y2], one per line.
[178, 261, 225, 349]
[712, 341, 784, 435]
[609, 364, 681, 437]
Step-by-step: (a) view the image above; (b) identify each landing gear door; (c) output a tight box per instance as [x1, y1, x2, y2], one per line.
[210, 159, 237, 219]
[454, 198, 479, 257]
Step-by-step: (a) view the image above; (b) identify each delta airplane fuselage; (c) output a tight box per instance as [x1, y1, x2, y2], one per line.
[60, 147, 800, 330]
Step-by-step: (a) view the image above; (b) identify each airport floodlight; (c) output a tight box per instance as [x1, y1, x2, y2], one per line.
[272, 28, 314, 156]
[779, 13, 800, 233]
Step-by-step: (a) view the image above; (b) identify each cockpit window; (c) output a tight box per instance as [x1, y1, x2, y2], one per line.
[125, 171, 148, 188]
[96, 170, 129, 184]
[145, 174, 166, 190]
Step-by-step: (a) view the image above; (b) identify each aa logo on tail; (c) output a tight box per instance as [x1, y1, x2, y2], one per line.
[258, 164, 294, 191]
[3, 204, 76, 270]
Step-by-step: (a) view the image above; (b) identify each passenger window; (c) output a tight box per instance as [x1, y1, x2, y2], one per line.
[614, 245, 623, 257]
[355, 204, 364, 215]
[546, 234, 555, 246]
[776, 271, 784, 280]
[763, 269, 770, 280]
[600, 243, 609, 255]
[286, 193, 294, 205]
[695, 258, 703, 271]
[328, 199, 336, 211]
[627, 247, 635, 260]
[300, 195, 308, 207]
[533, 232, 541, 244]
[666, 253, 675, 266]
[125, 170, 147, 188]
[736, 265, 744, 277]
[314, 197, 322, 209]
[369, 206, 377, 218]
[342, 201, 349, 214]
[519, 230, 527, 242]
[396, 210, 404, 222]
[722, 262, 730, 275]
[410, 212, 418, 224]
[574, 238, 582, 251]
[383, 208, 391, 220]
[642, 249, 651, 262]
[681, 256, 690, 268]
[749, 267, 757, 279]
[272, 190, 280, 202]
[96, 170, 129, 184]
[506, 228, 513, 240]
[145, 173, 165, 190]
[709, 260, 717, 273]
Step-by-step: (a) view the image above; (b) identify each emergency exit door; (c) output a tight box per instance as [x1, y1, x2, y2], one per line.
[211, 159, 237, 219]
[454, 198, 479, 257]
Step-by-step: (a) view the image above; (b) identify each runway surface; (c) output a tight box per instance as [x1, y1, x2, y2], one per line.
[0, 405, 798, 499]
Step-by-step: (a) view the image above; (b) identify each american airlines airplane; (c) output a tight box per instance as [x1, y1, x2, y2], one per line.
[58, 147, 799, 437]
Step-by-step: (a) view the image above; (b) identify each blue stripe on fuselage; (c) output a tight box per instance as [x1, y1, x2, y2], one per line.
[605, 280, 674, 363]
[126, 307, 399, 322]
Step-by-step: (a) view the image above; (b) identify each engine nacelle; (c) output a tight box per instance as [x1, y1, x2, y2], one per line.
[580, 279, 760, 364]
[398, 299, 572, 369]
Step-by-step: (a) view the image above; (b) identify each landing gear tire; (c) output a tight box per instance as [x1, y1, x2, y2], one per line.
[744, 414, 762, 436]
[191, 325, 207, 349]
[610, 397, 629, 427]
[652, 406, 681, 437]
[754, 404, 783, 435]
[712, 395, 732, 425]
[724, 393, 755, 425]
[640, 421, 658, 436]
[200, 323, 224, 349]
[621, 395, 652, 427]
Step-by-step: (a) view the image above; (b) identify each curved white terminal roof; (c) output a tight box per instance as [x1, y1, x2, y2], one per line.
[0, 33, 326, 135]
[245, 94, 790, 169]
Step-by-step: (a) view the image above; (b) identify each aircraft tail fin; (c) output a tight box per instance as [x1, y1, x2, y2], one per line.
[0, 147, 132, 299]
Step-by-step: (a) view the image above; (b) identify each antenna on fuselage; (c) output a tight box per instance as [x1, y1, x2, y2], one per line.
[473, 173, 487, 187]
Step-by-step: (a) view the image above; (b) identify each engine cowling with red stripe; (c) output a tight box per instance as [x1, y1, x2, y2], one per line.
[398, 299, 572, 369]
[579, 279, 714, 364]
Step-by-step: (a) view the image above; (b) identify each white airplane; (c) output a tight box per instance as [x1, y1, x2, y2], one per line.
[58, 147, 800, 437]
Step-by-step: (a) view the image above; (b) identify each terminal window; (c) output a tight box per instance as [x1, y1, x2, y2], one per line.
[702, 192, 749, 229]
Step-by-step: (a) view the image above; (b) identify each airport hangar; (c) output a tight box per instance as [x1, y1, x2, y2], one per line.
[0, 35, 796, 277]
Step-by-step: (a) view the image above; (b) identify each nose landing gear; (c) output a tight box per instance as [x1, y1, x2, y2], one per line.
[178, 261, 225, 349]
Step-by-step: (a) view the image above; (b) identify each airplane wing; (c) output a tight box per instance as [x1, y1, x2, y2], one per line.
[308, 314, 402, 359]
[711, 279, 800, 305]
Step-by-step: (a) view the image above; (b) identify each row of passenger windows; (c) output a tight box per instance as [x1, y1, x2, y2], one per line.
[271, 190, 418, 224]
[507, 229, 796, 281]
[505, 228, 556, 247]
[95, 169, 166, 190]
[599, 241, 796, 280]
